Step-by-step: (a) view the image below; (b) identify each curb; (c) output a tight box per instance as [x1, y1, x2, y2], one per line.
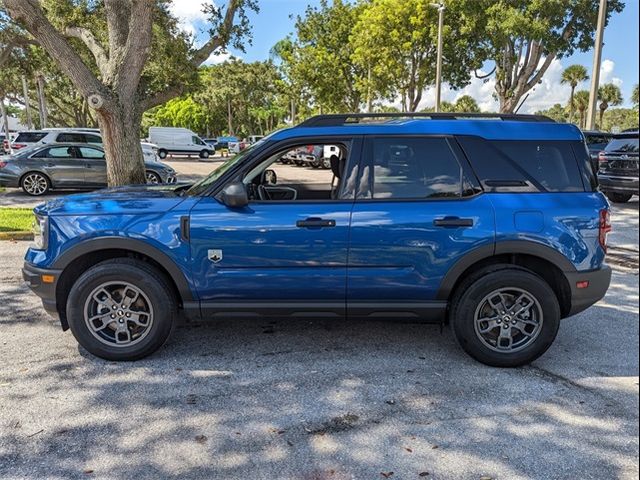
[0, 231, 33, 241]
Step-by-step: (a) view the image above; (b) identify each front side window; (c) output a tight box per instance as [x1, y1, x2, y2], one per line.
[192, 136, 204, 145]
[243, 141, 352, 202]
[359, 137, 466, 200]
[78, 147, 105, 159]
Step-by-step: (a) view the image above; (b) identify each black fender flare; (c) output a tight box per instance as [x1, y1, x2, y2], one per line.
[436, 240, 576, 301]
[52, 237, 195, 301]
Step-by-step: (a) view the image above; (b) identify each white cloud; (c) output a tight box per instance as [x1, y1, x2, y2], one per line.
[169, 0, 214, 36]
[600, 59, 623, 88]
[204, 51, 236, 65]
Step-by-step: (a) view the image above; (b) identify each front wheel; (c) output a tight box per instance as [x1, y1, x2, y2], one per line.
[66, 259, 176, 361]
[450, 267, 560, 367]
[145, 171, 162, 184]
[605, 192, 632, 204]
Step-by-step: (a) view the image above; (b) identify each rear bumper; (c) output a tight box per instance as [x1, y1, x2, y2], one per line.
[598, 174, 639, 195]
[0, 172, 19, 188]
[565, 265, 612, 317]
[22, 262, 62, 321]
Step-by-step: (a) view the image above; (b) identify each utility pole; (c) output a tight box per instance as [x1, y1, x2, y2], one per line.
[21, 75, 33, 130]
[587, 0, 607, 130]
[430, 2, 445, 113]
[0, 96, 9, 139]
[36, 74, 47, 128]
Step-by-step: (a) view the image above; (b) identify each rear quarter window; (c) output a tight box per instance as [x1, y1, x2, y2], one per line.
[456, 136, 587, 193]
[15, 132, 47, 143]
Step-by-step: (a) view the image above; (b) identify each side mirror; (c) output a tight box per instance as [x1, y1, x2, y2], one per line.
[220, 182, 249, 208]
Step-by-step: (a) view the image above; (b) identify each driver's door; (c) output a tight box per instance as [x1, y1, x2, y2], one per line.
[188, 137, 360, 317]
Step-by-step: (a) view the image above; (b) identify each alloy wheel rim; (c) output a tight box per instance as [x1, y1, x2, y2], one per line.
[473, 287, 543, 353]
[83, 281, 154, 347]
[146, 172, 160, 184]
[23, 174, 47, 195]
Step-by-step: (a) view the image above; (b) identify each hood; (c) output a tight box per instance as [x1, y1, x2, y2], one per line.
[35, 183, 191, 216]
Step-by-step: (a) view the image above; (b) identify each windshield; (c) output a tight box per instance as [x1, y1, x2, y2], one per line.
[605, 137, 639, 153]
[186, 144, 257, 196]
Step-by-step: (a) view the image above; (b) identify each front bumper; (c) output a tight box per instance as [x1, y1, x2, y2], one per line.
[598, 174, 639, 195]
[22, 262, 62, 321]
[565, 264, 612, 317]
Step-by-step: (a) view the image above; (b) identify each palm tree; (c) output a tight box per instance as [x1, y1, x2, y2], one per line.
[560, 65, 589, 122]
[632, 84, 639, 109]
[454, 95, 481, 113]
[574, 90, 590, 129]
[597, 83, 623, 128]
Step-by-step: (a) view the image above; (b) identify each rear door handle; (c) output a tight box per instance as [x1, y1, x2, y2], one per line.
[433, 217, 474, 228]
[296, 217, 336, 228]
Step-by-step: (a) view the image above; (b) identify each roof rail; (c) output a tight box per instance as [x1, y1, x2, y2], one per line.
[297, 112, 554, 127]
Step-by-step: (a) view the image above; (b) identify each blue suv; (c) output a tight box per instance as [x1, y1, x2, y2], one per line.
[22, 113, 612, 367]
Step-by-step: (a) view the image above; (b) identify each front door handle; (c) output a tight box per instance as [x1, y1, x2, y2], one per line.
[433, 217, 474, 228]
[296, 217, 336, 228]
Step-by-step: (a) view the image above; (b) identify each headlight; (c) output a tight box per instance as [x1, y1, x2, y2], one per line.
[32, 214, 48, 250]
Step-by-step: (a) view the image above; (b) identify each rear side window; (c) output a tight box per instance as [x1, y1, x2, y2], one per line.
[605, 137, 638, 153]
[359, 137, 472, 199]
[56, 133, 86, 143]
[78, 147, 105, 159]
[457, 136, 586, 193]
[15, 132, 47, 143]
[85, 134, 103, 144]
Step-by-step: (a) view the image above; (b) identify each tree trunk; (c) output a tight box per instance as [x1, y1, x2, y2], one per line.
[599, 105, 606, 129]
[569, 87, 575, 122]
[0, 96, 9, 138]
[227, 97, 233, 134]
[95, 105, 145, 185]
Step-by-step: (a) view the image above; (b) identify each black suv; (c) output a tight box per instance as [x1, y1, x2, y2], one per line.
[597, 131, 639, 203]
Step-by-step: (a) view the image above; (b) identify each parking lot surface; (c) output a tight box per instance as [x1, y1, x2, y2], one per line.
[0, 198, 638, 479]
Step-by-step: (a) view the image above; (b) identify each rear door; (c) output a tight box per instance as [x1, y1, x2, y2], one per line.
[77, 146, 108, 186]
[347, 136, 495, 319]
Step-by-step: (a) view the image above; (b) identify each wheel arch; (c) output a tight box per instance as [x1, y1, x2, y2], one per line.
[437, 241, 574, 318]
[52, 237, 195, 329]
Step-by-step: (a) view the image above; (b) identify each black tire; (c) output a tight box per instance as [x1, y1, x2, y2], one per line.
[322, 158, 331, 169]
[20, 171, 50, 196]
[66, 258, 177, 361]
[199, 149, 210, 159]
[157, 149, 168, 159]
[450, 266, 560, 367]
[605, 192, 632, 204]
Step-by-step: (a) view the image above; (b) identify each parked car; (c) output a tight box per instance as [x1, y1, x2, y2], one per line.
[0, 143, 176, 196]
[215, 136, 238, 151]
[583, 130, 614, 172]
[148, 127, 214, 159]
[597, 131, 639, 203]
[297, 144, 325, 168]
[23, 113, 611, 367]
[203, 138, 218, 149]
[8, 128, 157, 163]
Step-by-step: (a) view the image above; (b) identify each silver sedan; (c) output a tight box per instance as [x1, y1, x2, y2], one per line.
[0, 143, 177, 196]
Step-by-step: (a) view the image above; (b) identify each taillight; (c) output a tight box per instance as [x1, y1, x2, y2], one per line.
[0, 161, 6, 168]
[12, 143, 26, 150]
[599, 209, 612, 252]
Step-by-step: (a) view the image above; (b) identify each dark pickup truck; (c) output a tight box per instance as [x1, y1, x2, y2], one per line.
[597, 131, 639, 203]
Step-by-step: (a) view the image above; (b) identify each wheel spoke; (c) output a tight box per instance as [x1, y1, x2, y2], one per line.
[121, 286, 140, 309]
[88, 312, 116, 332]
[497, 326, 513, 349]
[93, 288, 118, 309]
[128, 311, 150, 327]
[114, 325, 131, 344]
[476, 316, 501, 334]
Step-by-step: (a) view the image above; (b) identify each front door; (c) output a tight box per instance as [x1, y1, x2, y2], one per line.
[189, 137, 359, 317]
[77, 146, 108, 186]
[347, 136, 495, 318]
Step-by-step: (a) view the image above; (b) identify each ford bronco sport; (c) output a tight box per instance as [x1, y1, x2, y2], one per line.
[23, 113, 612, 367]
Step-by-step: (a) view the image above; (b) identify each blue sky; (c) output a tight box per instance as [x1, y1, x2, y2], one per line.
[173, 0, 639, 112]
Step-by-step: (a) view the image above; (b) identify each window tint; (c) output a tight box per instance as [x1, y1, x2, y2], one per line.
[361, 137, 464, 199]
[192, 136, 204, 145]
[78, 147, 105, 159]
[15, 132, 47, 143]
[36, 147, 75, 158]
[56, 133, 86, 143]
[85, 134, 102, 144]
[491, 141, 585, 192]
[605, 137, 638, 153]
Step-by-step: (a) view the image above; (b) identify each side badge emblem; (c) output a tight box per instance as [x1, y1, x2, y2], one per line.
[208, 249, 223, 263]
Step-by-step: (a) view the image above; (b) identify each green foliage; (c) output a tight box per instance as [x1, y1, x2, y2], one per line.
[597, 83, 623, 126]
[600, 108, 639, 132]
[420, 95, 482, 113]
[573, 90, 590, 128]
[151, 96, 209, 134]
[535, 103, 569, 123]
[351, 0, 481, 112]
[632, 84, 639, 109]
[561, 64, 589, 121]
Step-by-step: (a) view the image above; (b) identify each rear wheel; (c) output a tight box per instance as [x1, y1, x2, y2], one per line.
[66, 259, 176, 361]
[199, 149, 210, 159]
[605, 192, 632, 204]
[450, 267, 560, 367]
[157, 149, 168, 159]
[21, 172, 50, 196]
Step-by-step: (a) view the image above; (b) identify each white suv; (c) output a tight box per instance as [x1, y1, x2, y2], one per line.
[9, 129, 157, 162]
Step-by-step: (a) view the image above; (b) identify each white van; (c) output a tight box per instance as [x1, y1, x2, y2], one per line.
[148, 127, 215, 159]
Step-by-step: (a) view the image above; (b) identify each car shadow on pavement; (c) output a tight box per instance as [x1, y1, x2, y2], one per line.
[1, 300, 638, 479]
